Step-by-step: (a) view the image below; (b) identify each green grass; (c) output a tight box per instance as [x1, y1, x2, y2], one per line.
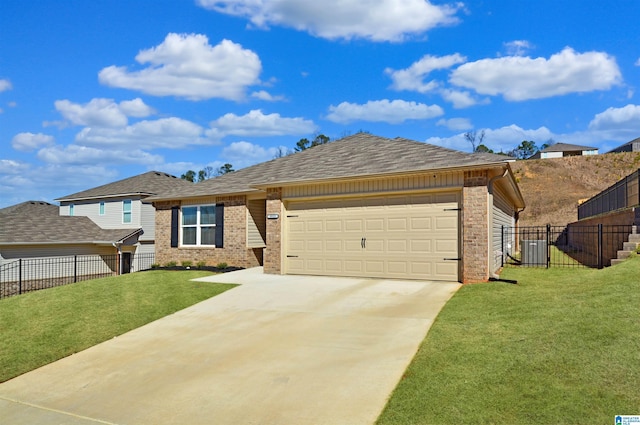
[377, 255, 640, 425]
[0, 270, 236, 383]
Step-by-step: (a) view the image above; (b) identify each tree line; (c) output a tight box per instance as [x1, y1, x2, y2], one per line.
[181, 134, 331, 182]
[464, 130, 553, 159]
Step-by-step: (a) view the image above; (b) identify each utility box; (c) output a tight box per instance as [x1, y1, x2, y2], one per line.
[522, 240, 547, 266]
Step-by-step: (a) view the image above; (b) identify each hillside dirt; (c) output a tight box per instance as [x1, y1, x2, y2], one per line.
[510, 151, 640, 227]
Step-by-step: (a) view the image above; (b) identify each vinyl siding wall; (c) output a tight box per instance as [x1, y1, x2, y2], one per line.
[492, 185, 516, 272]
[60, 197, 143, 228]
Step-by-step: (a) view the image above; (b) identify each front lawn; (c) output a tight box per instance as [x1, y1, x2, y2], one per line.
[377, 256, 640, 424]
[0, 270, 236, 383]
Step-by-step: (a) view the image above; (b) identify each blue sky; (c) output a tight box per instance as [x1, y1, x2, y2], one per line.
[1, 0, 639, 208]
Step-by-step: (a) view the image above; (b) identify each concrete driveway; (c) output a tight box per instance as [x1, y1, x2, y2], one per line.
[0, 268, 459, 425]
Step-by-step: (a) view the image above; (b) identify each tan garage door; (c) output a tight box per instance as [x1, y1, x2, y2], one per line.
[285, 193, 460, 281]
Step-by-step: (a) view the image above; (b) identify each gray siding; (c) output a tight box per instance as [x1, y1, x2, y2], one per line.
[60, 197, 143, 228]
[492, 186, 516, 273]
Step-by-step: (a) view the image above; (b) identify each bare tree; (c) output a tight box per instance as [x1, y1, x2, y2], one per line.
[464, 130, 485, 152]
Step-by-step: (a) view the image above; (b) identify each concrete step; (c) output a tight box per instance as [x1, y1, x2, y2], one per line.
[611, 258, 627, 266]
[623, 242, 640, 251]
[617, 250, 633, 259]
[628, 234, 640, 243]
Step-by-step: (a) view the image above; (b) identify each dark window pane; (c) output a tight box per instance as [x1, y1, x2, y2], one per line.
[182, 207, 197, 225]
[182, 227, 196, 245]
[201, 226, 216, 245]
[200, 205, 216, 225]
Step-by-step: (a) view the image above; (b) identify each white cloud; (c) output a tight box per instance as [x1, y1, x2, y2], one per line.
[450, 47, 622, 101]
[221, 141, 281, 168]
[326, 99, 443, 124]
[439, 88, 483, 109]
[118, 98, 156, 117]
[436, 117, 472, 131]
[386, 53, 466, 93]
[426, 124, 555, 152]
[37, 145, 163, 166]
[11, 132, 55, 152]
[197, 0, 462, 42]
[251, 90, 286, 101]
[75, 117, 214, 149]
[99, 34, 262, 101]
[635, 58, 640, 66]
[0, 159, 28, 174]
[210, 109, 317, 137]
[587, 104, 640, 140]
[0, 79, 12, 92]
[503, 40, 533, 56]
[54, 98, 155, 128]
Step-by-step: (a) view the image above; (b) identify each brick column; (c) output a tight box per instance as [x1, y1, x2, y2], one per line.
[154, 201, 179, 266]
[264, 188, 283, 274]
[462, 171, 490, 283]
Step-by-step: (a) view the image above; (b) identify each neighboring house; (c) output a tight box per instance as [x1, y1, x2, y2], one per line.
[56, 171, 194, 257]
[608, 136, 640, 153]
[148, 134, 525, 283]
[529, 143, 599, 159]
[0, 200, 142, 274]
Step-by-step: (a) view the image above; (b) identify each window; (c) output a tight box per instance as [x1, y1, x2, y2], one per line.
[123, 200, 132, 223]
[181, 205, 216, 246]
[99, 201, 105, 216]
[69, 203, 74, 216]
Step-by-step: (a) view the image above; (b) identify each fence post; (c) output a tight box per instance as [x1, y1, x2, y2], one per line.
[546, 224, 551, 269]
[598, 224, 603, 269]
[501, 225, 505, 267]
[19, 259, 22, 295]
[74, 255, 78, 283]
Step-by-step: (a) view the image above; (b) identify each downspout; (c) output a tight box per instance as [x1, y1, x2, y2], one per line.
[112, 242, 122, 275]
[487, 168, 511, 280]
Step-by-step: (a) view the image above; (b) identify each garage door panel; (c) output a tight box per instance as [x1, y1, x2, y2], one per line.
[387, 239, 408, 252]
[410, 217, 432, 230]
[285, 193, 459, 281]
[387, 217, 408, 231]
[410, 239, 432, 253]
[325, 220, 342, 232]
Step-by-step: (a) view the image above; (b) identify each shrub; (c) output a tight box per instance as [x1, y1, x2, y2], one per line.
[181, 261, 193, 268]
[151, 263, 160, 269]
[164, 261, 177, 267]
[216, 262, 228, 269]
[196, 261, 207, 268]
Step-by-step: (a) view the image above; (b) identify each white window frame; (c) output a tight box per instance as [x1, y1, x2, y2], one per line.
[180, 204, 216, 247]
[99, 201, 105, 216]
[122, 199, 132, 224]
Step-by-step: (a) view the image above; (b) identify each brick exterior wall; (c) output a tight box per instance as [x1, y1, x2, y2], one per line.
[264, 188, 283, 274]
[462, 171, 490, 283]
[154, 197, 262, 269]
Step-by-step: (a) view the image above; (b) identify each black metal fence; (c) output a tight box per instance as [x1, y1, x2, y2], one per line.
[578, 168, 640, 220]
[500, 224, 633, 269]
[0, 253, 155, 299]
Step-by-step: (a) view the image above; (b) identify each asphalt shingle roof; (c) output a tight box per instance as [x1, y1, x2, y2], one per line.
[56, 171, 194, 201]
[0, 201, 141, 244]
[540, 143, 597, 153]
[149, 133, 512, 201]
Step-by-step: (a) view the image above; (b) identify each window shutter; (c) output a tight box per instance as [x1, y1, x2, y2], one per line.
[170, 207, 179, 248]
[215, 203, 224, 248]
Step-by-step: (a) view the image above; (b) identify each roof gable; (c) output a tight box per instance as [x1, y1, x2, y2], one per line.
[149, 133, 512, 201]
[56, 171, 193, 202]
